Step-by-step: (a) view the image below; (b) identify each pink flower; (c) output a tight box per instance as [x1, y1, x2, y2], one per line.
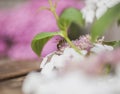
[60, 35, 93, 51]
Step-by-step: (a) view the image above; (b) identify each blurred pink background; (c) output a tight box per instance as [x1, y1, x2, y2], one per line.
[0, 0, 84, 60]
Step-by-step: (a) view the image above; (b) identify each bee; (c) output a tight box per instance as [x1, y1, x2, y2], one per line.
[57, 39, 66, 50]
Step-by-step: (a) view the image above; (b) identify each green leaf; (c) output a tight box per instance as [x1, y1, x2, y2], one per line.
[103, 41, 116, 46]
[91, 3, 120, 42]
[113, 41, 120, 48]
[31, 32, 60, 56]
[58, 8, 85, 30]
[103, 41, 120, 48]
[118, 18, 120, 26]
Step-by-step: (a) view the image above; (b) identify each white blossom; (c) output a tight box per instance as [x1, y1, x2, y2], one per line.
[22, 44, 120, 94]
[81, 0, 120, 23]
[23, 70, 120, 94]
[91, 43, 113, 54]
[40, 47, 85, 76]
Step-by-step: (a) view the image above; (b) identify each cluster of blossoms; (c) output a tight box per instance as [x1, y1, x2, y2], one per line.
[22, 34, 120, 94]
[22, 42, 120, 94]
[0, 0, 83, 60]
[40, 35, 113, 76]
[59, 35, 93, 51]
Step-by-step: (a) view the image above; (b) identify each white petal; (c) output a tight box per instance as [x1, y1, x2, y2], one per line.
[106, 0, 120, 8]
[96, 0, 105, 8]
[41, 62, 54, 76]
[86, 10, 95, 23]
[91, 44, 105, 53]
[96, 6, 107, 19]
[40, 56, 48, 68]
[104, 45, 113, 51]
[52, 55, 66, 68]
